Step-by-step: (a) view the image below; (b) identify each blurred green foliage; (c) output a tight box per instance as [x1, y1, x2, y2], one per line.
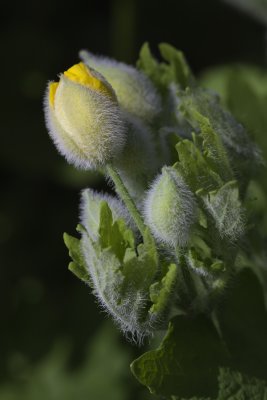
[0, 323, 132, 400]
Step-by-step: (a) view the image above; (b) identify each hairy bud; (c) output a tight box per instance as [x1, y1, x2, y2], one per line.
[144, 167, 197, 247]
[44, 62, 126, 169]
[80, 50, 162, 123]
[113, 114, 159, 202]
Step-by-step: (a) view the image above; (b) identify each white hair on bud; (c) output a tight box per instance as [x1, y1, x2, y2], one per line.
[43, 79, 126, 170]
[143, 167, 197, 248]
[113, 113, 159, 203]
[80, 50, 162, 123]
[80, 188, 136, 240]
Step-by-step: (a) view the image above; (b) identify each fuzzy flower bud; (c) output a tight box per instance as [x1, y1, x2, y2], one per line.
[80, 50, 162, 123]
[113, 114, 159, 202]
[44, 62, 126, 169]
[144, 167, 197, 247]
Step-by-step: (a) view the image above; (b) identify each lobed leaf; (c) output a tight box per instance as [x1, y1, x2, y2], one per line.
[63, 232, 90, 283]
[131, 315, 229, 399]
[137, 42, 193, 93]
[198, 180, 244, 241]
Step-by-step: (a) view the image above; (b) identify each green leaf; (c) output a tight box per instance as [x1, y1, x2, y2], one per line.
[122, 228, 158, 293]
[191, 110, 232, 182]
[137, 42, 165, 90]
[175, 138, 223, 192]
[200, 64, 267, 234]
[131, 315, 229, 399]
[159, 43, 193, 89]
[149, 263, 177, 314]
[217, 367, 267, 399]
[179, 92, 233, 183]
[63, 233, 90, 283]
[186, 240, 226, 279]
[170, 368, 267, 400]
[198, 180, 244, 240]
[98, 201, 135, 262]
[80, 207, 166, 338]
[137, 42, 193, 93]
[179, 87, 258, 179]
[81, 189, 106, 240]
[63, 201, 162, 339]
[98, 200, 113, 246]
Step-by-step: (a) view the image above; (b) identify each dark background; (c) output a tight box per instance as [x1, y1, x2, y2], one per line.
[1, 0, 266, 397]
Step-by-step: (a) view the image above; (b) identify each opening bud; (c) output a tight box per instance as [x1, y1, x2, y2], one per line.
[44, 62, 126, 169]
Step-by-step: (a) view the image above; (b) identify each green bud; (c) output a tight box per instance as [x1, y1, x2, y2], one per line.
[113, 114, 159, 202]
[80, 50, 162, 123]
[144, 167, 197, 247]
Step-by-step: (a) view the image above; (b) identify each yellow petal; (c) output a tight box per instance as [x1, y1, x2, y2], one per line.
[64, 62, 115, 100]
[49, 82, 59, 107]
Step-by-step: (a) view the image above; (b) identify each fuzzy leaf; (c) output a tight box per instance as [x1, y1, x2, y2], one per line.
[63, 233, 90, 283]
[179, 87, 258, 175]
[198, 180, 244, 240]
[175, 138, 223, 192]
[173, 368, 267, 400]
[179, 92, 233, 183]
[137, 42, 166, 91]
[131, 315, 229, 399]
[191, 110, 232, 182]
[159, 43, 193, 89]
[98, 201, 135, 262]
[122, 229, 158, 292]
[137, 42, 193, 93]
[186, 239, 226, 279]
[81, 189, 104, 239]
[79, 204, 168, 338]
[149, 263, 177, 314]
[217, 368, 267, 399]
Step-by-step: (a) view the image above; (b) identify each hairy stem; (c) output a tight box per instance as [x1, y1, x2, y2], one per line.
[175, 247, 197, 307]
[106, 164, 147, 236]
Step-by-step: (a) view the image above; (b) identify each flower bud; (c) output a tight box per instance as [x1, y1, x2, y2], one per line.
[144, 167, 197, 247]
[113, 114, 159, 202]
[44, 62, 126, 169]
[80, 50, 162, 123]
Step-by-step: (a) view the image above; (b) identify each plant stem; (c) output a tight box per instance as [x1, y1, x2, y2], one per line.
[106, 164, 146, 236]
[175, 247, 197, 305]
